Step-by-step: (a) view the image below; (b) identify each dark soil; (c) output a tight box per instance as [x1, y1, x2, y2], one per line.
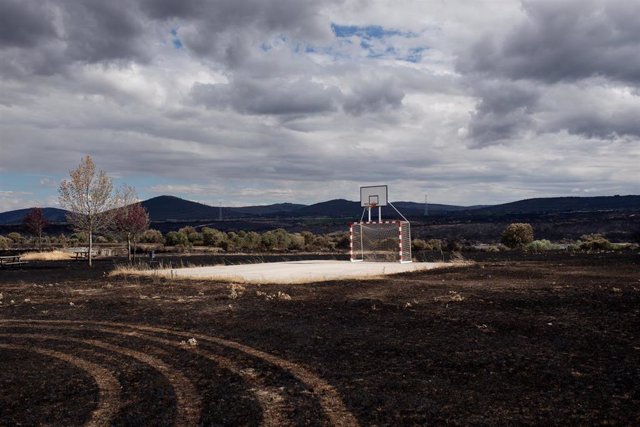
[1, 251, 639, 425]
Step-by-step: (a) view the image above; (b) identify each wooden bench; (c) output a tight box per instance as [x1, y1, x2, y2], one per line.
[0, 255, 27, 268]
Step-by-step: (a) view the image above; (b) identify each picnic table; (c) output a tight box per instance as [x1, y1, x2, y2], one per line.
[72, 249, 95, 259]
[0, 255, 27, 268]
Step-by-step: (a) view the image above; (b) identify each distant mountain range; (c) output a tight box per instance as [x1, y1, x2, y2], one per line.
[1, 194, 639, 225]
[0, 207, 68, 225]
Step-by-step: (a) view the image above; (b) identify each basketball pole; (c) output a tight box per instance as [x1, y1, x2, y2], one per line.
[378, 205, 382, 223]
[368, 206, 371, 222]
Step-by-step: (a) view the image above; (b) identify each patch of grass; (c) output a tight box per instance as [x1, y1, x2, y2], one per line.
[20, 250, 74, 261]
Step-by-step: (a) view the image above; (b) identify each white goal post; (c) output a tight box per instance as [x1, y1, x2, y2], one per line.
[350, 220, 412, 263]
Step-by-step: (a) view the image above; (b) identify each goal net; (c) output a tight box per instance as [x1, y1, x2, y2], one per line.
[350, 221, 412, 263]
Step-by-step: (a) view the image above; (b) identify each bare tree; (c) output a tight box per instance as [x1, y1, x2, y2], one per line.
[58, 155, 118, 266]
[114, 185, 150, 262]
[23, 207, 48, 251]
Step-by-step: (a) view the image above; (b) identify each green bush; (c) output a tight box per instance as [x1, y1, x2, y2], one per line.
[331, 233, 350, 250]
[289, 233, 306, 251]
[301, 231, 315, 247]
[189, 232, 203, 245]
[165, 231, 189, 246]
[524, 239, 557, 252]
[272, 228, 292, 250]
[202, 227, 226, 247]
[140, 229, 164, 244]
[0, 235, 11, 250]
[578, 234, 615, 251]
[70, 232, 88, 243]
[179, 226, 202, 245]
[226, 231, 240, 252]
[241, 231, 261, 251]
[7, 232, 22, 243]
[501, 223, 534, 248]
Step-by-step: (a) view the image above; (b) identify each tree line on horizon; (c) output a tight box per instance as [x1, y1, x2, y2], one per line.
[2, 157, 637, 260]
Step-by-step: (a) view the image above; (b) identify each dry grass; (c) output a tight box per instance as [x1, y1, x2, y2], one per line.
[109, 264, 165, 277]
[20, 250, 74, 261]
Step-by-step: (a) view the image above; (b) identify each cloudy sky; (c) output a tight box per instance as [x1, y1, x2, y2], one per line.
[1, 0, 639, 211]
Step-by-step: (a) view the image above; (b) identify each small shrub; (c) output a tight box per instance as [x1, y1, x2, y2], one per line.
[70, 232, 88, 243]
[165, 231, 189, 246]
[140, 229, 164, 244]
[0, 236, 11, 250]
[579, 234, 615, 251]
[333, 233, 350, 250]
[425, 239, 443, 251]
[501, 223, 534, 248]
[7, 232, 22, 244]
[445, 239, 463, 252]
[567, 243, 581, 252]
[524, 239, 560, 252]
[57, 233, 69, 248]
[412, 239, 427, 251]
[202, 227, 226, 247]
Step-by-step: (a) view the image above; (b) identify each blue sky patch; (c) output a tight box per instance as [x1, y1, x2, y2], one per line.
[170, 28, 183, 49]
[404, 46, 428, 63]
[332, 24, 415, 39]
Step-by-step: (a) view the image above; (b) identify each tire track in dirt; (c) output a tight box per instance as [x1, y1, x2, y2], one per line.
[103, 321, 360, 427]
[0, 343, 121, 427]
[0, 319, 360, 427]
[0, 332, 202, 426]
[13, 323, 291, 427]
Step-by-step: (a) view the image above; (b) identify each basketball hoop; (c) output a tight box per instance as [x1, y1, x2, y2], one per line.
[369, 202, 377, 209]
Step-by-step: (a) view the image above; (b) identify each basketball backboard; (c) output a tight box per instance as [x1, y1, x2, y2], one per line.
[360, 185, 388, 207]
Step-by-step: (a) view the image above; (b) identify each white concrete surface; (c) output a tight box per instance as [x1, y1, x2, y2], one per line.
[150, 260, 451, 284]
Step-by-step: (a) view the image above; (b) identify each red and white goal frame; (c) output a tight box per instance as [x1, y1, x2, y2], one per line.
[350, 220, 412, 263]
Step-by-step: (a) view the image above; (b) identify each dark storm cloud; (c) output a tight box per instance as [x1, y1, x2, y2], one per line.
[193, 75, 409, 117]
[458, 0, 640, 147]
[140, 0, 333, 36]
[192, 78, 342, 116]
[460, 0, 640, 84]
[0, 0, 149, 76]
[0, 0, 57, 48]
[60, 0, 148, 64]
[0, 0, 336, 77]
[140, 0, 335, 68]
[548, 106, 640, 140]
[466, 81, 539, 147]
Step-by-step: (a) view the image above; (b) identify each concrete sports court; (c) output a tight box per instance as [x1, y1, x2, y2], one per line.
[138, 185, 454, 284]
[148, 260, 453, 284]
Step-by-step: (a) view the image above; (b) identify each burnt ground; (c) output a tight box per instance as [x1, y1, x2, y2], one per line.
[0, 251, 639, 426]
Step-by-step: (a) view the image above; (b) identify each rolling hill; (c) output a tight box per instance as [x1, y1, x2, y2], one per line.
[231, 203, 306, 216]
[469, 195, 640, 215]
[1, 194, 639, 226]
[0, 207, 68, 225]
[141, 195, 221, 221]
